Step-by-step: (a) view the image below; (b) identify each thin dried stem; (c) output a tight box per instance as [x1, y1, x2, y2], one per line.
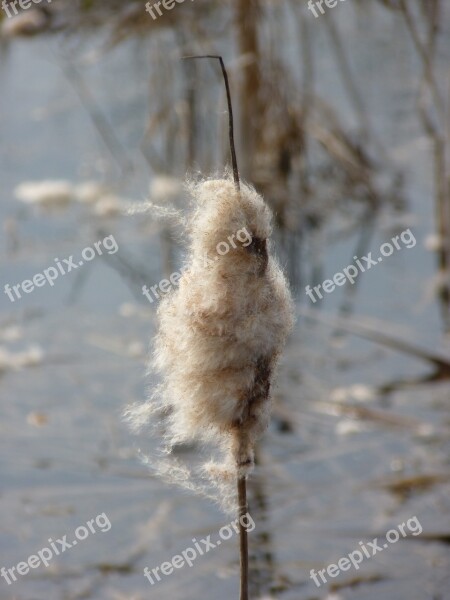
[238, 476, 249, 600]
[182, 55, 240, 191]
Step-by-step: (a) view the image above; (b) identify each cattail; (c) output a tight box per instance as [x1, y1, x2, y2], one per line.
[127, 175, 293, 474]
[125, 57, 294, 600]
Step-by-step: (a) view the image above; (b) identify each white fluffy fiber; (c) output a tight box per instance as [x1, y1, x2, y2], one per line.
[125, 177, 294, 510]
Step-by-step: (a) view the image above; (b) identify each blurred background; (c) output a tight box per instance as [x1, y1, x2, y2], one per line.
[1, 1, 450, 598]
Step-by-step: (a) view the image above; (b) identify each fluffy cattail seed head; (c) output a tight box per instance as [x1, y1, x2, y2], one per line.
[125, 177, 294, 510]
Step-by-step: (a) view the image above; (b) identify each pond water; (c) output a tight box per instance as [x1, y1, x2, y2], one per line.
[0, 3, 449, 599]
